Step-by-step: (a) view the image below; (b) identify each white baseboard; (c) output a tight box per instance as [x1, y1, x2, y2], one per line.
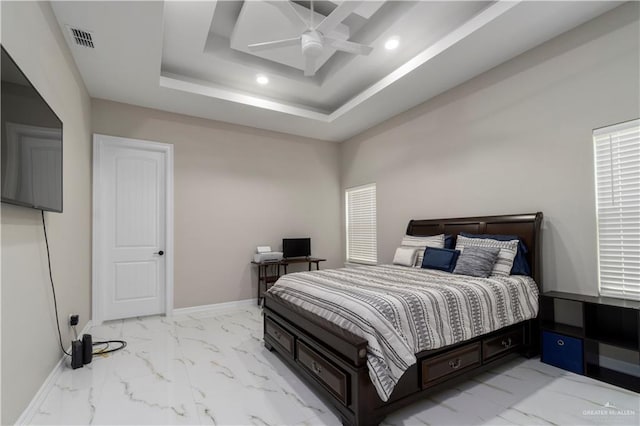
[172, 298, 257, 316]
[15, 320, 93, 425]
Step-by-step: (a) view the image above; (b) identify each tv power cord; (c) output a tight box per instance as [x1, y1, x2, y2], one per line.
[42, 210, 127, 369]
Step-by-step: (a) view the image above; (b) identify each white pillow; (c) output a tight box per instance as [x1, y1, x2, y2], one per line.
[455, 235, 518, 276]
[393, 247, 418, 267]
[401, 234, 445, 267]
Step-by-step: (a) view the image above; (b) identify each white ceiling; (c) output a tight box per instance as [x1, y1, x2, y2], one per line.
[51, 1, 622, 142]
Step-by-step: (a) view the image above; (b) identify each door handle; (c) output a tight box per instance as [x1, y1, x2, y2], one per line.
[154, 250, 165, 256]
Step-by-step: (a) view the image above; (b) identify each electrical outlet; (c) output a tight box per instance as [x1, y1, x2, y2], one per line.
[69, 314, 79, 327]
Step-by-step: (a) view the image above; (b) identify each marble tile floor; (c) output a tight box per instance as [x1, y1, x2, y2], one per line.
[30, 306, 639, 426]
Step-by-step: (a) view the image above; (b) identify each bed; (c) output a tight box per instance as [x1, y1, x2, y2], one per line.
[263, 213, 543, 425]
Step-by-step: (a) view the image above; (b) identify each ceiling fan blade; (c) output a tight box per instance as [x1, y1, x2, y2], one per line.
[304, 56, 316, 77]
[265, 0, 308, 29]
[248, 37, 301, 52]
[325, 37, 372, 55]
[315, 1, 361, 34]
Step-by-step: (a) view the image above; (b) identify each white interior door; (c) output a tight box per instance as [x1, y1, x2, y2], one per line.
[93, 134, 173, 322]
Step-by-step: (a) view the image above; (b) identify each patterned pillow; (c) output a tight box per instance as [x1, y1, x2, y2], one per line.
[453, 246, 500, 278]
[401, 234, 445, 267]
[459, 233, 530, 276]
[392, 247, 418, 267]
[455, 235, 518, 276]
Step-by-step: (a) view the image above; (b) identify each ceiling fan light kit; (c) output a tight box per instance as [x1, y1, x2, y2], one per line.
[247, 0, 373, 77]
[301, 31, 323, 58]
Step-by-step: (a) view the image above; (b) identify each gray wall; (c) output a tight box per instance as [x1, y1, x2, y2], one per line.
[91, 99, 342, 309]
[340, 3, 640, 296]
[1, 2, 92, 424]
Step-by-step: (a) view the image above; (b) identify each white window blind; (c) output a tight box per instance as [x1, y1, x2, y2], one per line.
[593, 119, 640, 300]
[346, 183, 377, 264]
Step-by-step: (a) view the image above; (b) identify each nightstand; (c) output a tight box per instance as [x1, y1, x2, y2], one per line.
[539, 291, 639, 392]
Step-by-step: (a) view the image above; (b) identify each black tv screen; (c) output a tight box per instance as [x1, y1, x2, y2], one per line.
[283, 238, 311, 258]
[1, 46, 63, 212]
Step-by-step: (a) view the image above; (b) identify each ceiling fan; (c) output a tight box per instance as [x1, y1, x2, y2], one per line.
[248, 0, 372, 77]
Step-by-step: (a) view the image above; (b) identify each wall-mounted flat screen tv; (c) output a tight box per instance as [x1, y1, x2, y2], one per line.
[1, 45, 63, 212]
[283, 238, 311, 258]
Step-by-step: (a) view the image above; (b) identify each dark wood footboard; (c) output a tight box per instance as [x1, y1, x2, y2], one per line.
[264, 293, 376, 425]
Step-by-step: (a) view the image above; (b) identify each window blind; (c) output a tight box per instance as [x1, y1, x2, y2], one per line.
[346, 183, 377, 264]
[593, 119, 640, 300]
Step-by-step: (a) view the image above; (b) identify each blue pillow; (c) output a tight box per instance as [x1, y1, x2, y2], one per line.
[421, 247, 461, 273]
[444, 234, 454, 249]
[459, 233, 531, 276]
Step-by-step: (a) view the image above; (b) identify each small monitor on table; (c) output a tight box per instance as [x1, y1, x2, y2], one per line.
[283, 238, 311, 258]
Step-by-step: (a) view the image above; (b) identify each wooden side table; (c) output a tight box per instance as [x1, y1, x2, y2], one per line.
[252, 260, 282, 305]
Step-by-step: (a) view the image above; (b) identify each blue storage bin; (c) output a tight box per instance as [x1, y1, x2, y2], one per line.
[542, 331, 584, 374]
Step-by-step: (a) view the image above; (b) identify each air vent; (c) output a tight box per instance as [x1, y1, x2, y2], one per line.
[68, 27, 94, 48]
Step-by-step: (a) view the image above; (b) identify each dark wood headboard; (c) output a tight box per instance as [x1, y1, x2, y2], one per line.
[406, 213, 543, 289]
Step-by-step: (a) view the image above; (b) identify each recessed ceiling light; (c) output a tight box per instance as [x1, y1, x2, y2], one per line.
[256, 74, 269, 85]
[384, 38, 400, 50]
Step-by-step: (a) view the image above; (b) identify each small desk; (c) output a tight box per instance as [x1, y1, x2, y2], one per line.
[281, 257, 326, 274]
[252, 257, 326, 305]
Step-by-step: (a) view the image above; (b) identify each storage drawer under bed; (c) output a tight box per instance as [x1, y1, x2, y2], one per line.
[296, 340, 349, 405]
[265, 317, 295, 355]
[421, 342, 481, 388]
[483, 326, 524, 361]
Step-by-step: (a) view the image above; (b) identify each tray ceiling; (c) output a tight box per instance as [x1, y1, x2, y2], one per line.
[51, 1, 623, 141]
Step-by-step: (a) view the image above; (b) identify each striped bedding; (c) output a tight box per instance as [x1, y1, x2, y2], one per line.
[267, 264, 539, 401]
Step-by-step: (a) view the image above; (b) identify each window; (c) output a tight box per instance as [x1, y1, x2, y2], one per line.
[593, 119, 640, 300]
[346, 183, 377, 264]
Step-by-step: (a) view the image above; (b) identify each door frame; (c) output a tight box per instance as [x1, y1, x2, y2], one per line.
[92, 133, 174, 324]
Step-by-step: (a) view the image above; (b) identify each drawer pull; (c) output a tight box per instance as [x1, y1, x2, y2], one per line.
[311, 360, 322, 375]
[448, 358, 462, 369]
[501, 338, 512, 348]
[273, 330, 281, 339]
[557, 339, 565, 346]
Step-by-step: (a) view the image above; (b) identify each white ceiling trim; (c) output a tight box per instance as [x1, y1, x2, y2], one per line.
[164, 1, 519, 123]
[160, 72, 331, 121]
[51, 0, 625, 141]
[330, 0, 519, 119]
